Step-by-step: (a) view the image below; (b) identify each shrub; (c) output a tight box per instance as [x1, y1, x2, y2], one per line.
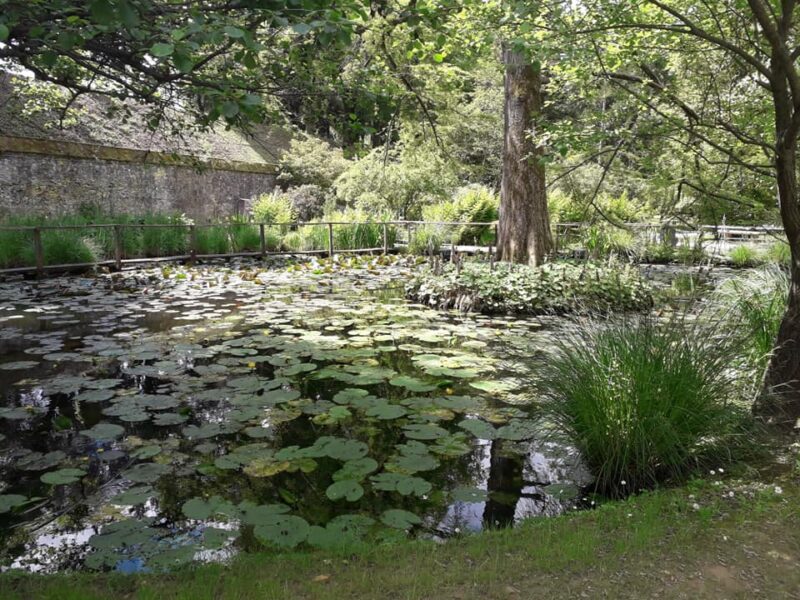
[138, 215, 188, 257]
[729, 245, 761, 267]
[422, 185, 499, 245]
[277, 135, 352, 190]
[639, 242, 675, 264]
[408, 226, 442, 255]
[285, 185, 327, 222]
[538, 318, 753, 497]
[582, 224, 635, 258]
[21, 229, 98, 266]
[406, 261, 653, 314]
[252, 193, 295, 226]
[548, 190, 586, 224]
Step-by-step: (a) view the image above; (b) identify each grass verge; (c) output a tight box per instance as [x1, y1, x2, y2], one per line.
[2, 478, 797, 599]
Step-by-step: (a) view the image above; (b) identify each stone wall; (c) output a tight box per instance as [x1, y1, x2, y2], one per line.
[0, 148, 276, 220]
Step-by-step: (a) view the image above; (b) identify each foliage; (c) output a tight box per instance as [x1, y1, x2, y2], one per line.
[334, 137, 458, 219]
[195, 226, 231, 255]
[284, 185, 327, 222]
[406, 261, 653, 315]
[252, 193, 295, 226]
[282, 210, 396, 251]
[765, 241, 791, 265]
[408, 226, 443, 255]
[537, 318, 754, 497]
[421, 185, 499, 245]
[716, 266, 789, 385]
[729, 245, 762, 268]
[581, 224, 635, 259]
[229, 219, 262, 253]
[277, 136, 352, 190]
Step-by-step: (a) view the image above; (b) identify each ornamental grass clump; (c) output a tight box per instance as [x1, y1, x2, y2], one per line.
[538, 318, 753, 497]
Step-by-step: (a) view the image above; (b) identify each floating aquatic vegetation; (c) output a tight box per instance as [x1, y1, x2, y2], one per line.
[0, 260, 586, 573]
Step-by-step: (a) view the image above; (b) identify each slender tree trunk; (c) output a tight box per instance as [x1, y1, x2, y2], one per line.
[758, 69, 800, 426]
[497, 45, 552, 266]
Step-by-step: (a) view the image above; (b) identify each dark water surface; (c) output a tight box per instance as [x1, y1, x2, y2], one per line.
[0, 259, 588, 573]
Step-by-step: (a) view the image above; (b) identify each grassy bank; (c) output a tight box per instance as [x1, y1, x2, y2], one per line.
[2, 477, 797, 599]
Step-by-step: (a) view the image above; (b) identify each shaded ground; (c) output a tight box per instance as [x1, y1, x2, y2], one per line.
[2, 476, 798, 599]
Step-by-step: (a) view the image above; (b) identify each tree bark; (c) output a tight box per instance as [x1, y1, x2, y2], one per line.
[497, 45, 553, 266]
[758, 55, 800, 426]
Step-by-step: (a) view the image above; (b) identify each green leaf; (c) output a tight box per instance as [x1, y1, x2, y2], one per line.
[223, 25, 246, 38]
[325, 480, 364, 502]
[40, 468, 85, 485]
[380, 509, 422, 530]
[0, 25, 9, 42]
[80, 423, 124, 440]
[0, 494, 28, 514]
[90, 0, 115, 23]
[291, 23, 313, 35]
[150, 42, 175, 58]
[254, 516, 310, 548]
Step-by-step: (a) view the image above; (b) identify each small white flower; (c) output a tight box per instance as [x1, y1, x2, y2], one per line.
[692, 503, 701, 510]
[718, 468, 724, 473]
[626, 513, 632, 518]
[774, 486, 783, 495]
[709, 470, 716, 475]
[727, 491, 735, 498]
[688, 494, 695, 500]
[454, 527, 461, 534]
[620, 480, 627, 486]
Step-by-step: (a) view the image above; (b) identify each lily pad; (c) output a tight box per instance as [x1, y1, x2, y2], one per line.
[40, 468, 86, 485]
[380, 509, 422, 530]
[389, 375, 437, 393]
[123, 462, 170, 483]
[254, 516, 310, 548]
[80, 423, 125, 440]
[325, 480, 364, 502]
[0, 494, 28, 513]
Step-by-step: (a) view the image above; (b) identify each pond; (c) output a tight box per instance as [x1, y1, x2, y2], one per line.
[0, 257, 590, 573]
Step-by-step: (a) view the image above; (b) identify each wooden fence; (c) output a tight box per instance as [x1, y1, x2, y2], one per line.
[0, 220, 499, 277]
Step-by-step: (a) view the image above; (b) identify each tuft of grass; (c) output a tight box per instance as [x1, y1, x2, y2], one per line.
[195, 226, 231, 255]
[765, 240, 791, 265]
[537, 317, 755, 497]
[716, 266, 789, 386]
[408, 225, 443, 255]
[729, 244, 761, 267]
[229, 218, 262, 252]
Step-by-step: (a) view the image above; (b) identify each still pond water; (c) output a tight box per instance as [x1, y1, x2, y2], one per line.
[0, 258, 589, 573]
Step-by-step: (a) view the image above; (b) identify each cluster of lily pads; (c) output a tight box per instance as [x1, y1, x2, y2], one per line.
[0, 259, 584, 572]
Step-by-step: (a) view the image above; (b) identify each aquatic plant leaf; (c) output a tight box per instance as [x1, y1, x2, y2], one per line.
[315, 437, 369, 461]
[451, 487, 488, 503]
[496, 419, 538, 441]
[370, 473, 432, 497]
[0, 360, 39, 370]
[380, 509, 422, 530]
[153, 412, 188, 426]
[239, 502, 291, 526]
[262, 389, 301, 404]
[80, 423, 125, 440]
[430, 434, 472, 457]
[326, 480, 364, 502]
[333, 457, 379, 481]
[332, 388, 369, 404]
[402, 423, 448, 440]
[111, 486, 154, 506]
[365, 403, 408, 420]
[389, 375, 437, 392]
[123, 462, 170, 483]
[469, 379, 515, 394]
[254, 516, 310, 548]
[457, 418, 497, 440]
[76, 389, 115, 403]
[40, 468, 86, 485]
[182, 496, 238, 520]
[243, 457, 291, 477]
[17, 450, 67, 471]
[0, 494, 28, 513]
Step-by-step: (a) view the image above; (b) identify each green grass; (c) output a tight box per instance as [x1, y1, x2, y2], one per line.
[194, 226, 231, 255]
[729, 244, 761, 267]
[537, 317, 755, 497]
[765, 240, 791, 265]
[1, 480, 797, 599]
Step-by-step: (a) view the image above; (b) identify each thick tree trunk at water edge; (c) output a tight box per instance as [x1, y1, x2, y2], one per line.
[759, 145, 800, 427]
[497, 46, 553, 267]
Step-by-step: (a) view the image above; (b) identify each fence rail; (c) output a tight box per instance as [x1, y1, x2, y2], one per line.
[0, 218, 785, 278]
[0, 220, 500, 277]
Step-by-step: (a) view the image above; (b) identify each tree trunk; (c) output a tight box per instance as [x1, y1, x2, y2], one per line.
[497, 45, 552, 266]
[759, 142, 800, 426]
[758, 68, 800, 425]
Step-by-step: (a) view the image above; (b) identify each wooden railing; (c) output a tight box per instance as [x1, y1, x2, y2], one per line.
[0, 220, 500, 277]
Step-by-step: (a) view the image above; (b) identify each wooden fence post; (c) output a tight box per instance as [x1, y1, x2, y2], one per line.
[114, 225, 123, 270]
[189, 225, 197, 264]
[259, 223, 266, 258]
[33, 227, 43, 278]
[382, 223, 389, 255]
[328, 223, 334, 258]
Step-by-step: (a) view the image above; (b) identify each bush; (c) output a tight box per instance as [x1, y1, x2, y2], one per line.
[582, 224, 635, 258]
[538, 318, 753, 497]
[406, 261, 653, 315]
[408, 226, 442, 255]
[285, 185, 327, 222]
[639, 242, 675, 264]
[28, 229, 98, 266]
[252, 193, 295, 226]
[421, 185, 499, 245]
[281, 212, 396, 252]
[729, 245, 761, 267]
[138, 215, 188, 257]
[277, 135, 352, 190]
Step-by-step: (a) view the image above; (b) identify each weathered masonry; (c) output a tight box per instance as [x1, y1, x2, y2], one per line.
[0, 73, 286, 219]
